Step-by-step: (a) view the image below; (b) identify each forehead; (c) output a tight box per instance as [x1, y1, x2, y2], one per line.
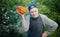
[30, 8, 38, 12]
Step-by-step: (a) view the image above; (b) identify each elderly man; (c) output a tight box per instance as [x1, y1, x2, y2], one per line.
[17, 4, 58, 37]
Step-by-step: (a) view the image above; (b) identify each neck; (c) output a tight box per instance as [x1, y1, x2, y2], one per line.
[31, 15, 40, 20]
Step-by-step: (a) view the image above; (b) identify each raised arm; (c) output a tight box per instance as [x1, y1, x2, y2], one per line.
[22, 15, 30, 32]
[16, 9, 30, 32]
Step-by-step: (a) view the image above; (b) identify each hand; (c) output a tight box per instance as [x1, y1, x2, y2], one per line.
[42, 32, 48, 37]
[16, 9, 25, 19]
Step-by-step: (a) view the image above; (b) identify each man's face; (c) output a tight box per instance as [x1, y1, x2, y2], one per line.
[30, 8, 39, 18]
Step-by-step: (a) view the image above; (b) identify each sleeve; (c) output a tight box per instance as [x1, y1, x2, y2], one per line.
[41, 14, 58, 35]
[22, 15, 30, 32]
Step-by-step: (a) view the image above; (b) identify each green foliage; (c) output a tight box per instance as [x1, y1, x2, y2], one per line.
[0, 0, 60, 37]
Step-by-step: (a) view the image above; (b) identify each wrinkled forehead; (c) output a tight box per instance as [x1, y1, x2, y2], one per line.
[30, 8, 38, 12]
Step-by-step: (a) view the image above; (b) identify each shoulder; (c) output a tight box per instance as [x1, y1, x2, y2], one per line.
[25, 15, 30, 20]
[39, 14, 48, 18]
[26, 15, 30, 18]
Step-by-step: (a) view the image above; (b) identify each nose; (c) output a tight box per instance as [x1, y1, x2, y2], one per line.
[33, 12, 36, 15]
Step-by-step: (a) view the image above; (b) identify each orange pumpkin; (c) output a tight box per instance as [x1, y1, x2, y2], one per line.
[17, 6, 27, 14]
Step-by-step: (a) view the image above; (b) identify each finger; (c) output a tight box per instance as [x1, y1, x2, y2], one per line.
[16, 9, 21, 15]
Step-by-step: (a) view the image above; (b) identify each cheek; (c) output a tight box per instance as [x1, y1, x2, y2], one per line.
[35, 12, 38, 15]
[30, 13, 33, 16]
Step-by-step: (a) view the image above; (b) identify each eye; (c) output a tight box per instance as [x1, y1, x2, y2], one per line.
[34, 11, 36, 12]
[30, 11, 33, 13]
